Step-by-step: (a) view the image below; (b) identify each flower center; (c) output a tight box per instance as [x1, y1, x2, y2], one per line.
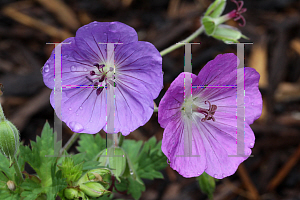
[195, 101, 217, 122]
[86, 63, 116, 95]
[182, 98, 217, 122]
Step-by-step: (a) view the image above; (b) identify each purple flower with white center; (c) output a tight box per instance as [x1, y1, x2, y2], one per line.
[43, 21, 163, 135]
[158, 53, 262, 178]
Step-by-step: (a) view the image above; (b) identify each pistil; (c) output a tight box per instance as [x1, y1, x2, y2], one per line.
[196, 101, 217, 122]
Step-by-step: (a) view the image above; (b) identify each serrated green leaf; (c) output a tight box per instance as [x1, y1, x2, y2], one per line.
[0, 152, 14, 181]
[121, 139, 143, 164]
[19, 122, 57, 188]
[45, 164, 67, 200]
[197, 172, 216, 200]
[82, 160, 103, 171]
[21, 178, 43, 200]
[0, 190, 21, 200]
[127, 176, 145, 200]
[77, 134, 107, 161]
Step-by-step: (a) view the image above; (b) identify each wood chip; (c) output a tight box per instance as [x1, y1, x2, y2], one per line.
[36, 0, 80, 30]
[2, 6, 73, 40]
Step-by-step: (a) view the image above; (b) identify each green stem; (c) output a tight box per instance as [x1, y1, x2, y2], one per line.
[59, 132, 80, 156]
[12, 155, 24, 181]
[0, 103, 6, 121]
[160, 25, 205, 56]
[118, 133, 124, 147]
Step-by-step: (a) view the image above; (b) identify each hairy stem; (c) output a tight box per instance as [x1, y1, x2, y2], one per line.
[160, 25, 205, 56]
[12, 155, 24, 181]
[59, 132, 80, 156]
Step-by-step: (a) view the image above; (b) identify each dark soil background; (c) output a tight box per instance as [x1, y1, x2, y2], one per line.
[1, 0, 300, 199]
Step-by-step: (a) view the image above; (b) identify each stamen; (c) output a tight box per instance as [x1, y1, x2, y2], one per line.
[90, 71, 96, 76]
[96, 87, 103, 95]
[99, 75, 105, 82]
[197, 101, 217, 122]
[86, 76, 93, 83]
[230, 0, 247, 27]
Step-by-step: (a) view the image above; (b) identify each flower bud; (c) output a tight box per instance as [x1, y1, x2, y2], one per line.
[212, 24, 248, 44]
[80, 182, 110, 198]
[0, 120, 20, 164]
[64, 188, 78, 199]
[77, 190, 88, 200]
[6, 180, 16, 191]
[98, 147, 126, 182]
[77, 168, 111, 185]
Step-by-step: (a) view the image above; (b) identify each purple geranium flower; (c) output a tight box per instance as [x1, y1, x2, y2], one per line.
[43, 21, 163, 135]
[158, 53, 262, 178]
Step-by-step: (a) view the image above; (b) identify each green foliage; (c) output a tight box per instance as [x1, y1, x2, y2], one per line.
[19, 122, 67, 199]
[197, 172, 216, 200]
[19, 122, 56, 188]
[78, 134, 167, 200]
[123, 137, 167, 180]
[77, 134, 106, 161]
[127, 177, 145, 200]
[58, 157, 83, 186]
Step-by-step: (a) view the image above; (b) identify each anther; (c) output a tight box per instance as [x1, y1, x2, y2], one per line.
[90, 71, 96, 76]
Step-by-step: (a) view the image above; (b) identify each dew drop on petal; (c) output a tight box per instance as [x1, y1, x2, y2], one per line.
[44, 64, 49, 73]
[79, 106, 83, 110]
[214, 174, 217, 178]
[109, 22, 117, 32]
[68, 107, 72, 111]
[250, 142, 254, 148]
[84, 68, 87, 72]
[69, 121, 84, 132]
[197, 172, 201, 175]
[76, 113, 79, 116]
[71, 66, 76, 72]
[89, 120, 93, 123]
[63, 55, 69, 58]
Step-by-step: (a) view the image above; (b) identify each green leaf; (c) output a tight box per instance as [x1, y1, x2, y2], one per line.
[21, 178, 43, 200]
[45, 164, 67, 200]
[127, 176, 145, 200]
[135, 137, 167, 180]
[58, 157, 83, 185]
[0, 152, 15, 181]
[77, 134, 106, 161]
[19, 122, 57, 188]
[197, 172, 216, 200]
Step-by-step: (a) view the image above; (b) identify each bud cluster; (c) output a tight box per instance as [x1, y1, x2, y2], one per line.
[63, 168, 111, 199]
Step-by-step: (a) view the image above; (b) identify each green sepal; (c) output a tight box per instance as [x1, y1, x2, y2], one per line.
[77, 168, 111, 186]
[98, 147, 126, 182]
[64, 188, 79, 199]
[197, 172, 216, 200]
[204, 0, 226, 18]
[80, 182, 110, 198]
[212, 24, 248, 43]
